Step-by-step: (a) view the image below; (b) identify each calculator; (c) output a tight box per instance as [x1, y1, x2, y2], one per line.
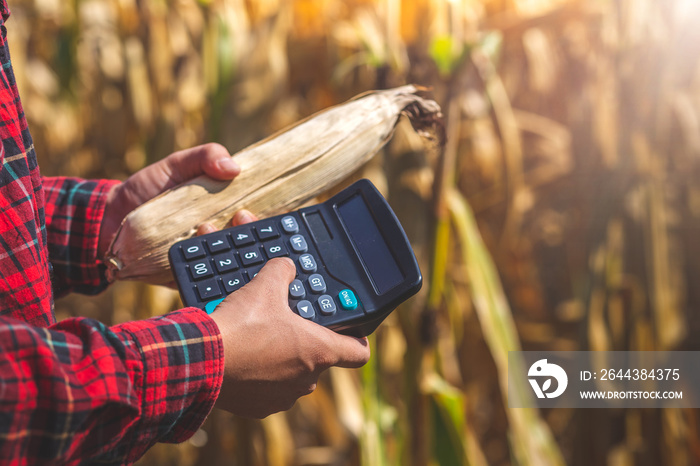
[168, 179, 422, 337]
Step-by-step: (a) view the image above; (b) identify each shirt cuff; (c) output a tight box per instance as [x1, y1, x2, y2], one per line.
[79, 179, 121, 291]
[42, 177, 121, 296]
[114, 307, 224, 460]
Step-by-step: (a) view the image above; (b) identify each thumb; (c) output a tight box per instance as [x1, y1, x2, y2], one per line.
[248, 257, 297, 299]
[164, 143, 240, 183]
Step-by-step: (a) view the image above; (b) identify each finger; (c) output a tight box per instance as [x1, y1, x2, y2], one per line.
[231, 210, 258, 226]
[196, 222, 218, 235]
[325, 335, 371, 369]
[164, 143, 240, 184]
[198, 211, 256, 234]
[249, 257, 296, 298]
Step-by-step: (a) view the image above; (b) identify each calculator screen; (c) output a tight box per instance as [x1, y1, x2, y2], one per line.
[337, 194, 404, 294]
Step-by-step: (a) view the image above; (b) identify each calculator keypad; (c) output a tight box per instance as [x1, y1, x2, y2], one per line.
[214, 255, 238, 273]
[289, 279, 306, 299]
[206, 236, 231, 254]
[298, 254, 317, 273]
[308, 274, 326, 294]
[289, 235, 308, 253]
[174, 213, 359, 323]
[232, 230, 255, 247]
[196, 279, 222, 300]
[189, 261, 213, 280]
[222, 272, 245, 293]
[296, 300, 315, 319]
[317, 295, 336, 315]
[183, 244, 206, 260]
[263, 240, 288, 259]
[246, 265, 264, 280]
[281, 216, 299, 234]
[255, 223, 279, 241]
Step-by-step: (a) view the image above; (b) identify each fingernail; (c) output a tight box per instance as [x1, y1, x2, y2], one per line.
[237, 209, 254, 224]
[217, 157, 240, 173]
[198, 223, 217, 235]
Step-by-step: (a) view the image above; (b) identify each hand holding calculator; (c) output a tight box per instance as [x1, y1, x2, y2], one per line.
[168, 179, 422, 337]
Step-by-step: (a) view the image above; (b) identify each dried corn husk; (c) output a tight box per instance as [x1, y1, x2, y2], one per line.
[105, 85, 443, 285]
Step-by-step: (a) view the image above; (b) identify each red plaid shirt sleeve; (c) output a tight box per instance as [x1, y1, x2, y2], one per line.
[42, 177, 120, 297]
[0, 2, 226, 464]
[0, 309, 224, 465]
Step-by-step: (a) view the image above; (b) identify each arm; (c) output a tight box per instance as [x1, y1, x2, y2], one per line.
[0, 258, 370, 464]
[29, 144, 369, 463]
[0, 308, 224, 465]
[42, 177, 120, 296]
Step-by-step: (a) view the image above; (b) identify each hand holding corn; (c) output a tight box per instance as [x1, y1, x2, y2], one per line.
[98, 143, 242, 261]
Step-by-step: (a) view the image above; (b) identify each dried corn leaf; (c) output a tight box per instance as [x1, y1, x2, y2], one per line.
[448, 188, 565, 466]
[105, 85, 443, 285]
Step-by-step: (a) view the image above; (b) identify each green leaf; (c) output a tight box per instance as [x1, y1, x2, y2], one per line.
[430, 35, 457, 76]
[432, 397, 463, 466]
[426, 374, 468, 465]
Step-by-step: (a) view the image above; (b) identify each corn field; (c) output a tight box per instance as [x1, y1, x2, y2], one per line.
[11, 0, 700, 464]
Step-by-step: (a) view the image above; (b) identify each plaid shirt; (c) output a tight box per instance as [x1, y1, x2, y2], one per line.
[0, 3, 224, 465]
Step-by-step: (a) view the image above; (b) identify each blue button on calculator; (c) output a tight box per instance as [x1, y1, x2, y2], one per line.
[339, 289, 358, 310]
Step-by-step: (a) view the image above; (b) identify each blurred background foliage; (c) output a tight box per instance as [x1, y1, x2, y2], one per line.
[8, 0, 700, 464]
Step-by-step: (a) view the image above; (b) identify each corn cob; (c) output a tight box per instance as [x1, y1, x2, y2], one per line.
[105, 85, 443, 285]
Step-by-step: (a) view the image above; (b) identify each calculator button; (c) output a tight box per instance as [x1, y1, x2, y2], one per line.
[189, 261, 214, 281]
[317, 295, 336, 316]
[281, 216, 299, 234]
[264, 240, 288, 259]
[222, 272, 245, 293]
[196, 279, 222, 300]
[339, 289, 358, 310]
[290, 235, 308, 253]
[298, 254, 317, 273]
[182, 243, 206, 260]
[308, 274, 326, 294]
[296, 300, 315, 319]
[214, 254, 239, 273]
[255, 223, 279, 241]
[204, 298, 224, 314]
[206, 236, 231, 254]
[246, 265, 263, 280]
[240, 247, 264, 266]
[289, 279, 306, 299]
[232, 229, 255, 247]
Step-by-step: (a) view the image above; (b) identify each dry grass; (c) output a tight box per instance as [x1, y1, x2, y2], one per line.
[9, 0, 700, 464]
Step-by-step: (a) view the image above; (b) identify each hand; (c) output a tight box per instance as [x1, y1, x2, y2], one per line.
[210, 258, 371, 418]
[99, 143, 241, 258]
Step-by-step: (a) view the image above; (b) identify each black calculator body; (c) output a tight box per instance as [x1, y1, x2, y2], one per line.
[168, 179, 422, 337]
